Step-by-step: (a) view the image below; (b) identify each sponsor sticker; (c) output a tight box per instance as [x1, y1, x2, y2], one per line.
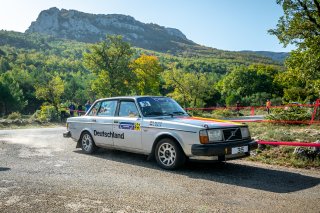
[119, 122, 135, 130]
[150, 121, 162, 127]
[152, 98, 171, 103]
[134, 123, 141, 131]
[119, 122, 141, 131]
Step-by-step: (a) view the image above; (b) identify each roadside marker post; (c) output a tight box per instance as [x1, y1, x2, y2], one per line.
[250, 107, 254, 116]
[310, 99, 320, 125]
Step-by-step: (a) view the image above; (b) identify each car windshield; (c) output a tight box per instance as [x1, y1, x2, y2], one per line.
[137, 97, 188, 117]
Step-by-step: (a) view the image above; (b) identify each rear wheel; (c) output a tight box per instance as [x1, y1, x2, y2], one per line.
[155, 138, 186, 170]
[80, 132, 97, 154]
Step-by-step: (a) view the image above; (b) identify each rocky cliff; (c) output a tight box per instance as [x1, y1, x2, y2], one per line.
[26, 7, 195, 53]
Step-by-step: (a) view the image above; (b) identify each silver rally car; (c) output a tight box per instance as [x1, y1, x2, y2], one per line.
[63, 96, 257, 169]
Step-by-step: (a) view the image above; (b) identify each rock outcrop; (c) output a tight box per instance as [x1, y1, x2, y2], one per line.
[26, 7, 194, 52]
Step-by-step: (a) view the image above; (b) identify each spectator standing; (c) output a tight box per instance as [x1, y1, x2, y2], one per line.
[69, 103, 76, 117]
[77, 104, 83, 116]
[266, 99, 271, 114]
[85, 100, 91, 112]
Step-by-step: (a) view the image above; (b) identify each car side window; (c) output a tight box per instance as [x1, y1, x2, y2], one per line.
[118, 101, 139, 117]
[96, 100, 117, 117]
[88, 102, 101, 116]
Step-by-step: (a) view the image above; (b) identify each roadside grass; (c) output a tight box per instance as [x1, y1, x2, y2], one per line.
[0, 122, 65, 130]
[248, 122, 320, 142]
[247, 122, 320, 169]
[0, 116, 65, 130]
[250, 145, 320, 169]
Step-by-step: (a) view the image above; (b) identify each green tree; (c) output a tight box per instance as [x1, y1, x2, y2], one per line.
[162, 66, 216, 108]
[0, 58, 10, 73]
[269, 0, 320, 101]
[84, 35, 135, 97]
[130, 54, 163, 95]
[35, 75, 64, 113]
[9, 67, 40, 113]
[217, 65, 282, 102]
[0, 73, 27, 115]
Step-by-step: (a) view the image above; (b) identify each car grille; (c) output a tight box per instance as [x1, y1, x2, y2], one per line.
[223, 128, 242, 141]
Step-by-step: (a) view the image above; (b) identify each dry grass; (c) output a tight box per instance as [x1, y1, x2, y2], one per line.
[248, 122, 320, 142]
[247, 123, 320, 169]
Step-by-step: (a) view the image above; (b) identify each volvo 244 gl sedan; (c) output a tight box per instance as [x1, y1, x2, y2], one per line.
[63, 96, 257, 170]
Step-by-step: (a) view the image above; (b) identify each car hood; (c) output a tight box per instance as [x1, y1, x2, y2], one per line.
[164, 116, 244, 128]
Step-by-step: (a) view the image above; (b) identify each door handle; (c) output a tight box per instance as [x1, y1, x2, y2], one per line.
[92, 119, 96, 122]
[114, 120, 119, 123]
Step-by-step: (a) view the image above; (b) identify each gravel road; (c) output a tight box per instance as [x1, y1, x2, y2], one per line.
[0, 127, 319, 212]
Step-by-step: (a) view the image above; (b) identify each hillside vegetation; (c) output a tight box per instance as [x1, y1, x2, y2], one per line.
[1, 0, 319, 119]
[0, 30, 285, 117]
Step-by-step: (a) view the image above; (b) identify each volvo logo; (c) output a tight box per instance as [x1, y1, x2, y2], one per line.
[226, 128, 239, 141]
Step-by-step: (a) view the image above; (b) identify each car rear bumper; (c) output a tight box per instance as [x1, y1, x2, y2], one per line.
[191, 140, 258, 157]
[63, 131, 71, 138]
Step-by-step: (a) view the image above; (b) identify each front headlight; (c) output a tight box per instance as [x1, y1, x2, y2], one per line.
[207, 129, 223, 142]
[240, 127, 250, 138]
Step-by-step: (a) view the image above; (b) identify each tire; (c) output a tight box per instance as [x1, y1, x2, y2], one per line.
[80, 131, 97, 154]
[155, 138, 186, 170]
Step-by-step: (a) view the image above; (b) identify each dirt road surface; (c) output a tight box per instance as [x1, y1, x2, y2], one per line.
[0, 127, 319, 212]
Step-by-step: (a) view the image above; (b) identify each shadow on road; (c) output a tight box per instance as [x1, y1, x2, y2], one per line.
[182, 162, 319, 193]
[74, 148, 320, 194]
[0, 167, 10, 172]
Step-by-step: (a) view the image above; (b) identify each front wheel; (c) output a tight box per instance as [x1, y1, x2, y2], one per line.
[80, 132, 97, 154]
[155, 138, 186, 170]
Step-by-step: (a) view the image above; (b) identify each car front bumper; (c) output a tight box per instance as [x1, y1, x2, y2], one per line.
[191, 140, 258, 157]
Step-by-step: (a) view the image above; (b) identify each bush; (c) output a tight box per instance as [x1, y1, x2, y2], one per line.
[225, 94, 241, 106]
[265, 106, 311, 122]
[7, 112, 22, 120]
[241, 93, 282, 107]
[212, 108, 238, 118]
[34, 105, 59, 122]
[187, 109, 206, 117]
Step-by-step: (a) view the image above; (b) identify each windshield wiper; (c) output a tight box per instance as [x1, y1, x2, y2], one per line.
[145, 111, 186, 117]
[161, 111, 186, 117]
[144, 111, 164, 116]
[172, 111, 186, 115]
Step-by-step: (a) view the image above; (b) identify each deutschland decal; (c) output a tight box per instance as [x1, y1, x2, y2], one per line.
[94, 130, 124, 139]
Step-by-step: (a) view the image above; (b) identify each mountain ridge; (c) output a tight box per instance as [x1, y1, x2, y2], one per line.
[240, 51, 289, 62]
[25, 7, 288, 62]
[26, 7, 195, 53]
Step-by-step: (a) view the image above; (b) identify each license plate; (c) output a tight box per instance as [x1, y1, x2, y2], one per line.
[231, 146, 248, 154]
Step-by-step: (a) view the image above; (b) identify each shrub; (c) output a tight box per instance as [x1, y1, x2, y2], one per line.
[34, 105, 59, 122]
[212, 108, 238, 118]
[265, 106, 311, 122]
[7, 112, 22, 120]
[225, 94, 241, 106]
[187, 109, 206, 117]
[241, 93, 283, 107]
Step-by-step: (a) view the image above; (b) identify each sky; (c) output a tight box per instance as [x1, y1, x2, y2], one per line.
[0, 0, 295, 52]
